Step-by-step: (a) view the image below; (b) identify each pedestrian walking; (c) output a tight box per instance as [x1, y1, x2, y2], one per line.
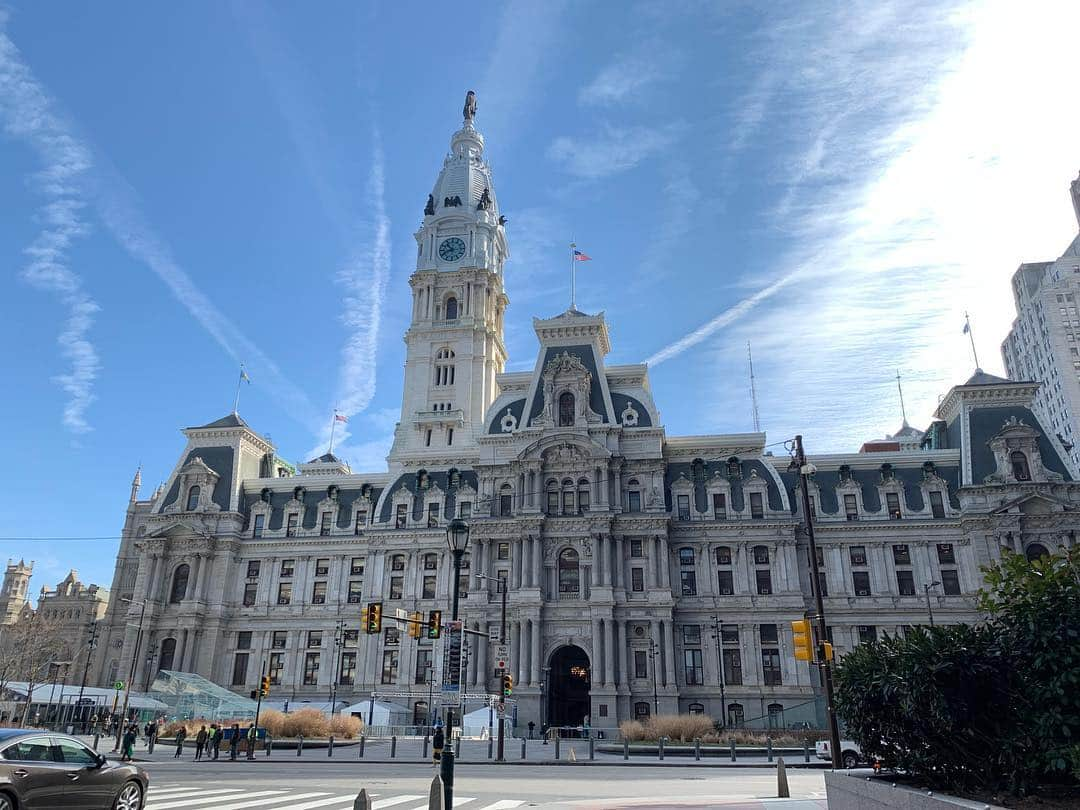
[210, 724, 221, 760]
[174, 727, 187, 758]
[432, 722, 445, 765]
[121, 725, 137, 762]
[229, 724, 240, 761]
[195, 725, 207, 761]
[245, 723, 257, 760]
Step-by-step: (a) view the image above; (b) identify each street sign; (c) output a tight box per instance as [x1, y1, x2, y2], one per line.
[113, 681, 124, 690]
[488, 628, 499, 642]
[394, 608, 408, 621]
[494, 644, 509, 666]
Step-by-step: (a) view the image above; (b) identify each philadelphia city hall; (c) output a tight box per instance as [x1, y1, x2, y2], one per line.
[90, 94, 1080, 732]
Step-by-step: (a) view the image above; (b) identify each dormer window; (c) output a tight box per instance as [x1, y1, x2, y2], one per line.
[1011, 451, 1031, 481]
[186, 486, 201, 512]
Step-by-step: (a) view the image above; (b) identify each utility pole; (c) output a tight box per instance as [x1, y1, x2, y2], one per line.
[116, 598, 147, 751]
[793, 434, 842, 769]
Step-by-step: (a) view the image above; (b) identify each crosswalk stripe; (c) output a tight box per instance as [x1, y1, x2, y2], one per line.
[372, 797, 426, 809]
[201, 793, 336, 810]
[147, 790, 286, 810]
[281, 797, 371, 810]
[147, 788, 205, 797]
[476, 802, 525, 810]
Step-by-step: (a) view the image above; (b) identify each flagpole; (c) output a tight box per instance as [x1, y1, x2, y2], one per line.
[569, 242, 576, 310]
[328, 410, 339, 456]
[233, 364, 246, 414]
[964, 312, 981, 369]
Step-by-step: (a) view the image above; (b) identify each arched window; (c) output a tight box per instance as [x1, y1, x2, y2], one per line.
[158, 637, 177, 672]
[546, 479, 559, 515]
[626, 478, 641, 512]
[561, 478, 575, 515]
[185, 485, 200, 511]
[558, 548, 580, 595]
[727, 703, 744, 727]
[687, 702, 705, 715]
[1011, 451, 1031, 481]
[767, 703, 784, 729]
[558, 392, 575, 427]
[169, 564, 190, 604]
[413, 700, 429, 727]
[1025, 543, 1050, 562]
[434, 348, 456, 387]
[634, 701, 650, 720]
[445, 297, 458, 320]
[577, 478, 590, 513]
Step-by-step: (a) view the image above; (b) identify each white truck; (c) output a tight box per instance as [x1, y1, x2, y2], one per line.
[815, 738, 865, 769]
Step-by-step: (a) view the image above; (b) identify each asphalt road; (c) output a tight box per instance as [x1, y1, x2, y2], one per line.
[134, 760, 828, 810]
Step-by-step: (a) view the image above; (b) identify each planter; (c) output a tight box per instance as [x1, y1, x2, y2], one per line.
[825, 770, 1007, 810]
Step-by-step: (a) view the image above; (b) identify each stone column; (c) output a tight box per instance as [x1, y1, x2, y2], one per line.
[199, 554, 213, 602]
[179, 627, 191, 672]
[592, 617, 602, 679]
[469, 541, 481, 590]
[533, 538, 543, 592]
[530, 617, 541, 686]
[660, 543, 671, 589]
[510, 621, 521, 686]
[662, 620, 677, 687]
[604, 620, 615, 686]
[617, 620, 628, 687]
[651, 538, 661, 588]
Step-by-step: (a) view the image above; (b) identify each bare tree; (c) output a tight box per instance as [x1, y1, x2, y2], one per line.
[0, 613, 69, 727]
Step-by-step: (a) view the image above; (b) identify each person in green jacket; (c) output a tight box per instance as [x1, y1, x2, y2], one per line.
[121, 725, 137, 762]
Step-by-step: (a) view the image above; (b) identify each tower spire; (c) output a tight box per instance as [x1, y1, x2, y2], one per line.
[130, 465, 142, 503]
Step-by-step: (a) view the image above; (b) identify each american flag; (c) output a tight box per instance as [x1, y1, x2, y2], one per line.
[334, 413, 348, 423]
[573, 249, 592, 262]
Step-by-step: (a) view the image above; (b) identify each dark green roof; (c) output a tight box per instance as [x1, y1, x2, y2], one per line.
[191, 413, 249, 429]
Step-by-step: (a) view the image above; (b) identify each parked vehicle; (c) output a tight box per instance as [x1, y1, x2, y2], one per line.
[0, 728, 148, 809]
[816, 738, 865, 769]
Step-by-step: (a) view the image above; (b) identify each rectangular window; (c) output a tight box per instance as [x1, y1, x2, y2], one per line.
[896, 570, 915, 596]
[844, 494, 858, 521]
[816, 571, 828, 597]
[307, 630, 323, 648]
[315, 558, 330, 577]
[849, 546, 867, 566]
[395, 504, 407, 528]
[634, 650, 648, 679]
[339, 652, 357, 686]
[759, 623, 778, 644]
[385, 627, 400, 646]
[749, 492, 764, 519]
[562, 489, 574, 514]
[677, 494, 691, 521]
[721, 626, 739, 644]
[761, 649, 782, 686]
[722, 649, 742, 685]
[497, 542, 510, 560]
[247, 560, 261, 578]
[236, 631, 252, 649]
[347, 580, 363, 604]
[277, 583, 292, 605]
[458, 572, 469, 598]
[447, 428, 453, 446]
[941, 569, 961, 595]
[930, 491, 945, 518]
[354, 511, 367, 534]
[683, 649, 703, 685]
[424, 555, 439, 570]
[716, 546, 732, 565]
[679, 547, 695, 566]
[892, 544, 911, 565]
[271, 630, 287, 649]
[280, 559, 294, 577]
[755, 570, 772, 595]
[350, 557, 365, 576]
[311, 581, 327, 604]
[458, 501, 471, 519]
[578, 487, 589, 512]
[390, 576, 404, 600]
[853, 571, 871, 596]
[425, 429, 432, 447]
[242, 582, 257, 607]
[415, 649, 434, 684]
[252, 514, 265, 538]
[428, 502, 440, 527]
[547, 491, 559, 514]
[320, 512, 332, 536]
[682, 625, 701, 645]
[937, 543, 955, 564]
[501, 494, 513, 516]
[381, 650, 399, 684]
[627, 490, 641, 512]
[886, 493, 902, 520]
[754, 546, 770, 565]
[286, 513, 299, 537]
[268, 653, 284, 685]
[858, 625, 876, 644]
[343, 629, 359, 648]
[422, 575, 437, 599]
[303, 652, 320, 686]
[631, 568, 644, 592]
[231, 653, 248, 686]
[717, 570, 734, 595]
[630, 539, 644, 557]
[680, 570, 697, 596]
[712, 493, 727, 519]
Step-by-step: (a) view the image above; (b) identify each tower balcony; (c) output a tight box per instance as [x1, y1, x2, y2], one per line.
[413, 408, 465, 429]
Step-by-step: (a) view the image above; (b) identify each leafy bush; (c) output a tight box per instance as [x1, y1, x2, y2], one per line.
[835, 546, 1080, 794]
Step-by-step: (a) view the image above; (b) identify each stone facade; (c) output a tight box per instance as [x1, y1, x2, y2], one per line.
[90, 99, 1080, 732]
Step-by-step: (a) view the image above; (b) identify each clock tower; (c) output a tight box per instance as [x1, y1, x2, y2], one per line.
[388, 91, 510, 465]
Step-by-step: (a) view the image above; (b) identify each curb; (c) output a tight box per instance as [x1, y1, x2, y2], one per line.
[132, 757, 829, 769]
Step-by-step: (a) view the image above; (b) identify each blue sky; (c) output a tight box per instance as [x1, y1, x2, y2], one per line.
[2, 1, 1079, 596]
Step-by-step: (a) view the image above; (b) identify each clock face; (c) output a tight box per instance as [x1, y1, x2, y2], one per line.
[439, 237, 466, 262]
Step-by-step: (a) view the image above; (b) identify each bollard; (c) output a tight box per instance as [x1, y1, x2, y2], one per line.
[694, 738, 701, 761]
[391, 735, 397, 759]
[297, 735, 304, 757]
[521, 738, 526, 760]
[658, 736, 665, 761]
[487, 735, 493, 759]
[422, 735, 429, 760]
[92, 733, 100, 751]
[329, 735, 335, 757]
[767, 737, 773, 763]
[554, 734, 560, 760]
[803, 739, 810, 763]
[623, 738, 630, 760]
[777, 757, 790, 798]
[427, 775, 442, 810]
[589, 737, 595, 761]
[354, 787, 373, 810]
[730, 739, 736, 762]
[440, 750, 455, 810]
[359, 735, 365, 758]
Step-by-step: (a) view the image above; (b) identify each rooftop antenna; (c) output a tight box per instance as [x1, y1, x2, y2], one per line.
[896, 369, 909, 427]
[748, 341, 761, 433]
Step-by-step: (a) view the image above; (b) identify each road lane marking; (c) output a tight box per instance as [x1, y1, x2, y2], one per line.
[371, 797, 427, 809]
[146, 790, 285, 810]
[285, 797, 379, 810]
[204, 793, 337, 810]
[476, 802, 525, 810]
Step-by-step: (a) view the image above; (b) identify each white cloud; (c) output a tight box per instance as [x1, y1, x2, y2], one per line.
[0, 19, 100, 434]
[548, 124, 683, 180]
[579, 52, 679, 107]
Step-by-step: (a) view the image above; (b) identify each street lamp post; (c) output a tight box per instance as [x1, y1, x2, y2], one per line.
[442, 517, 470, 810]
[329, 620, 345, 715]
[116, 597, 147, 750]
[924, 581, 941, 627]
[541, 667, 550, 744]
[648, 640, 660, 717]
[73, 620, 99, 732]
[710, 615, 726, 728]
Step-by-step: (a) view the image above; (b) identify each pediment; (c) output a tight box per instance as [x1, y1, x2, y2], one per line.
[991, 492, 1075, 515]
[519, 434, 612, 464]
[180, 457, 220, 480]
[147, 520, 199, 539]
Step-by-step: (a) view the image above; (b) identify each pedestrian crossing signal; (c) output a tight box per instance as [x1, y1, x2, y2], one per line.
[260, 675, 270, 697]
[408, 611, 423, 638]
[502, 673, 513, 697]
[365, 601, 383, 634]
[427, 610, 442, 639]
[791, 618, 813, 661]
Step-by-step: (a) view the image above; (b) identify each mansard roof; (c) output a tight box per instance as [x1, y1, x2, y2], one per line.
[190, 413, 249, 430]
[963, 369, 1012, 386]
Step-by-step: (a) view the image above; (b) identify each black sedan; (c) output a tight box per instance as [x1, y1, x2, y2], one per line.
[0, 729, 148, 810]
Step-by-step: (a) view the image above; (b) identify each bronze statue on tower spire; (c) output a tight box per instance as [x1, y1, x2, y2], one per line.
[463, 90, 477, 124]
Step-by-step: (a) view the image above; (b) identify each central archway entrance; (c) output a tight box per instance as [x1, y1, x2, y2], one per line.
[547, 645, 590, 728]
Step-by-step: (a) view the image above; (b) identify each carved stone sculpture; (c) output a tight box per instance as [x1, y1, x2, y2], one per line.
[463, 90, 477, 123]
[424, 194, 435, 216]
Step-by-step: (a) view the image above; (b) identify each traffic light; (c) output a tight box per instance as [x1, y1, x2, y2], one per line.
[408, 611, 423, 638]
[427, 610, 442, 639]
[360, 604, 369, 632]
[501, 673, 513, 698]
[260, 675, 271, 698]
[366, 601, 383, 634]
[792, 618, 814, 662]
